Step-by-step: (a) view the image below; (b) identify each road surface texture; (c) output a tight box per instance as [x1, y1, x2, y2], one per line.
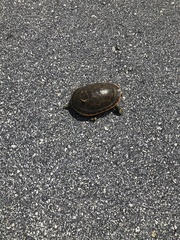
[1, 0, 179, 239]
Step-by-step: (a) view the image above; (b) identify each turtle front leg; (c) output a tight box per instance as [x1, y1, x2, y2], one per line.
[114, 104, 123, 115]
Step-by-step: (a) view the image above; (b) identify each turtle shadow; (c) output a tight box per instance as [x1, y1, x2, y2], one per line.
[63, 107, 120, 122]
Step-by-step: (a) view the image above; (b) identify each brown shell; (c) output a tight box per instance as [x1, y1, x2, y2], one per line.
[69, 83, 122, 116]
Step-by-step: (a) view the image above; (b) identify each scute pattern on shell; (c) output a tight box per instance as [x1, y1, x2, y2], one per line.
[69, 83, 122, 116]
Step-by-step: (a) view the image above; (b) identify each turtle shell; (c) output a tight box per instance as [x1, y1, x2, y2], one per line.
[69, 83, 122, 116]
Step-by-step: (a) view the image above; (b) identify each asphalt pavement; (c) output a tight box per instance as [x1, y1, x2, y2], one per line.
[1, 1, 179, 239]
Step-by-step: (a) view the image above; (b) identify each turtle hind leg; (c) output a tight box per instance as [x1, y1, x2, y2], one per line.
[63, 103, 70, 110]
[90, 116, 97, 122]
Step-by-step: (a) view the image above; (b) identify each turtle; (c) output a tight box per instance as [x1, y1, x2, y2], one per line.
[63, 82, 123, 120]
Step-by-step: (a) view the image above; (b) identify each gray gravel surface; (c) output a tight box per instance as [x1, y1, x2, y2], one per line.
[1, 1, 180, 239]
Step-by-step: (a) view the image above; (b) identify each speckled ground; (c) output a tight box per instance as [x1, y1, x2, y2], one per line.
[1, 1, 179, 239]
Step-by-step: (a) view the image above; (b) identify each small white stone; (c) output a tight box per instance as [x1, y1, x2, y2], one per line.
[11, 144, 17, 148]
[135, 226, 140, 233]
